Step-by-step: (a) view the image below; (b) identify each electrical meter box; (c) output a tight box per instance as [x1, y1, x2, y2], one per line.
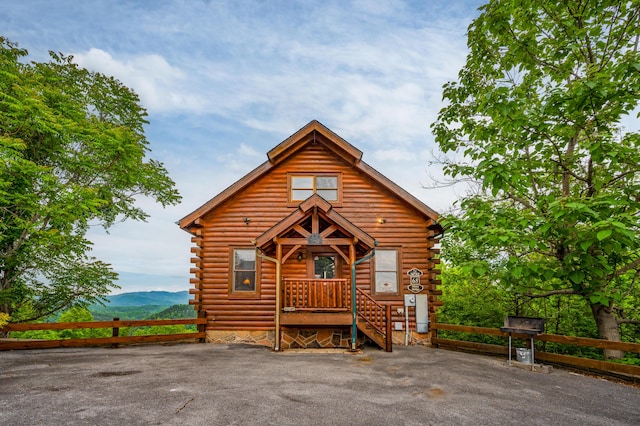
[404, 294, 416, 307]
[415, 294, 429, 333]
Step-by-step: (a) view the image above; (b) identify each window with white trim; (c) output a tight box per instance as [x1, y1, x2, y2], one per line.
[374, 249, 399, 294]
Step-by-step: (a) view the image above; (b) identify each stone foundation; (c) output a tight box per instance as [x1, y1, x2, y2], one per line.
[391, 330, 431, 346]
[206, 330, 274, 347]
[205, 329, 430, 349]
[206, 328, 360, 349]
[280, 328, 354, 349]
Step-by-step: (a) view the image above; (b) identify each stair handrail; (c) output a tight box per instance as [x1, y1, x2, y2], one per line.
[356, 288, 392, 351]
[355, 288, 387, 335]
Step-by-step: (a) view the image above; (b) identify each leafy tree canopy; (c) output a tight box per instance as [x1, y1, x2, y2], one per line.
[432, 1, 640, 356]
[0, 37, 181, 323]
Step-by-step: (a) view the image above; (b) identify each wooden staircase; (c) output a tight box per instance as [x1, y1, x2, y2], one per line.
[356, 288, 392, 352]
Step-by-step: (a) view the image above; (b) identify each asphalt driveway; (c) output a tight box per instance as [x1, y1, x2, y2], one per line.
[1, 344, 638, 425]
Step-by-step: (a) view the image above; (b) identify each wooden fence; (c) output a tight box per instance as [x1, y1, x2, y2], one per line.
[0, 316, 207, 351]
[431, 323, 640, 380]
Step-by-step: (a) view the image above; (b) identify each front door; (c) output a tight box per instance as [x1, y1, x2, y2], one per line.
[307, 250, 341, 279]
[314, 254, 335, 278]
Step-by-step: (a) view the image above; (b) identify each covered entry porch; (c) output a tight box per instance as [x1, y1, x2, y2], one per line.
[281, 278, 351, 325]
[254, 194, 391, 351]
[280, 277, 392, 351]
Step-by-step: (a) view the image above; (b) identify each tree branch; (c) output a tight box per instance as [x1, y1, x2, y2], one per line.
[622, 269, 639, 300]
[609, 257, 640, 281]
[524, 288, 582, 298]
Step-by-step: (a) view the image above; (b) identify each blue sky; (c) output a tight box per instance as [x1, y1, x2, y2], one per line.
[2, 0, 485, 293]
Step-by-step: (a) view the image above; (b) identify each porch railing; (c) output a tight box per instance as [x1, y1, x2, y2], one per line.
[282, 278, 350, 311]
[355, 288, 387, 336]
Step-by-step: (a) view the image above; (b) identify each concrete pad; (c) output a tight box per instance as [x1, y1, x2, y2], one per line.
[507, 361, 554, 373]
[1, 344, 638, 425]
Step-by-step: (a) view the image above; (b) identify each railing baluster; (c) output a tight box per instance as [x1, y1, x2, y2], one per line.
[281, 279, 349, 311]
[355, 287, 388, 339]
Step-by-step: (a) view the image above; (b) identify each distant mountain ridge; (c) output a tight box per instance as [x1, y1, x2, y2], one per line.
[106, 291, 189, 307]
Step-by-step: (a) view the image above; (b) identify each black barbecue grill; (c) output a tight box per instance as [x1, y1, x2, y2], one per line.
[501, 316, 545, 371]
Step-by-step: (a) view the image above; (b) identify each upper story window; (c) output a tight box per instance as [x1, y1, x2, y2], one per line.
[289, 174, 341, 203]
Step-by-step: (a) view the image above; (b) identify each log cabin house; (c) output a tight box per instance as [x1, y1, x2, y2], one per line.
[179, 120, 442, 351]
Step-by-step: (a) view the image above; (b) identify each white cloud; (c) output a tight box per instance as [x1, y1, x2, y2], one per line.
[372, 148, 412, 162]
[238, 143, 261, 158]
[71, 16, 471, 151]
[72, 48, 206, 113]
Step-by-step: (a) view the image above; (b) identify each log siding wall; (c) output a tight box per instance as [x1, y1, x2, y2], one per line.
[190, 142, 440, 332]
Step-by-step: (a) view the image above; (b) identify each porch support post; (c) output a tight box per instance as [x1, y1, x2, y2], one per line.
[256, 247, 282, 351]
[275, 242, 282, 351]
[350, 247, 375, 352]
[350, 244, 357, 351]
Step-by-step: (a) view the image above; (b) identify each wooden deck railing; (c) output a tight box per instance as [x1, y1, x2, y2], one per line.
[431, 323, 640, 380]
[355, 288, 386, 334]
[282, 278, 350, 311]
[356, 288, 392, 352]
[0, 316, 207, 351]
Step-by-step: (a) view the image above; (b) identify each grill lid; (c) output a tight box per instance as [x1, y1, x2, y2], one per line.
[500, 316, 544, 334]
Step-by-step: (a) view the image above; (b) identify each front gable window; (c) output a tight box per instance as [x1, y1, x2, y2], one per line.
[289, 174, 341, 204]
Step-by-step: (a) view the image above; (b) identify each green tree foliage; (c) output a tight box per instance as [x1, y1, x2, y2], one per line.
[0, 37, 181, 323]
[10, 307, 109, 339]
[438, 263, 513, 345]
[123, 304, 197, 335]
[439, 264, 512, 329]
[432, 1, 640, 358]
[438, 258, 636, 361]
[56, 307, 107, 338]
[145, 304, 196, 320]
[129, 324, 191, 336]
[56, 307, 109, 339]
[89, 305, 172, 321]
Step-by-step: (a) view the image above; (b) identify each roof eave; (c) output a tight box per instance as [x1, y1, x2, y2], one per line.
[178, 160, 272, 230]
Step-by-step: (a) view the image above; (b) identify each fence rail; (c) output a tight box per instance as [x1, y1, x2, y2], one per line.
[0, 317, 208, 351]
[431, 323, 640, 380]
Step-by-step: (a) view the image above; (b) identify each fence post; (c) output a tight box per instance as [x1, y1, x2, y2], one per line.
[385, 304, 393, 352]
[431, 313, 438, 348]
[197, 311, 206, 343]
[111, 317, 119, 349]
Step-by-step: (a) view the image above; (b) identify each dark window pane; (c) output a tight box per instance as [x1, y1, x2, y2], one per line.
[234, 271, 255, 291]
[314, 256, 335, 279]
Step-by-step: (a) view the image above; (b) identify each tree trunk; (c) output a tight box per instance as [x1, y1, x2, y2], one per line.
[590, 303, 624, 360]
